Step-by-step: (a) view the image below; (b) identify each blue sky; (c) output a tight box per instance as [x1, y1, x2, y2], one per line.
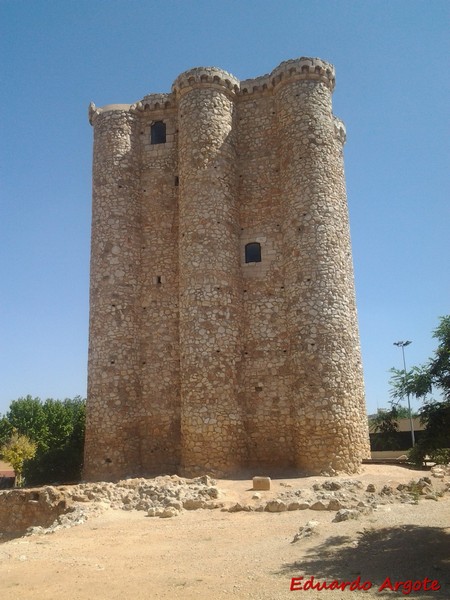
[1, 0, 449, 417]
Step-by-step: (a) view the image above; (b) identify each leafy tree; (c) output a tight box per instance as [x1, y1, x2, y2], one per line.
[6, 396, 47, 443]
[392, 405, 419, 419]
[390, 316, 450, 466]
[23, 397, 86, 485]
[0, 396, 86, 485]
[0, 416, 13, 447]
[391, 316, 450, 403]
[0, 431, 37, 486]
[369, 408, 400, 450]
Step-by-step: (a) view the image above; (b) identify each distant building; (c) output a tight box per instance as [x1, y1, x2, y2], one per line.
[370, 417, 425, 457]
[0, 461, 15, 488]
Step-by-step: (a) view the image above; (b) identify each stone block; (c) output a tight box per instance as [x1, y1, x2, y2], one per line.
[253, 476, 271, 491]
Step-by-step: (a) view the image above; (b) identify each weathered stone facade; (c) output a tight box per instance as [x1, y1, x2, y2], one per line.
[84, 57, 370, 482]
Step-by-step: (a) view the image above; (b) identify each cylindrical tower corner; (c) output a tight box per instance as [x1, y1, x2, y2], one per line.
[276, 64, 369, 474]
[84, 107, 143, 481]
[175, 70, 247, 476]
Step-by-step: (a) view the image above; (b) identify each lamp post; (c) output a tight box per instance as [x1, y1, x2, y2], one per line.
[393, 340, 415, 447]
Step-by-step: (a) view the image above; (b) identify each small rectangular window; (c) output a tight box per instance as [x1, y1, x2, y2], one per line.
[245, 242, 262, 263]
[151, 121, 166, 144]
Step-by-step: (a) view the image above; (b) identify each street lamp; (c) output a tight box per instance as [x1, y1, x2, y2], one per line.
[393, 340, 415, 447]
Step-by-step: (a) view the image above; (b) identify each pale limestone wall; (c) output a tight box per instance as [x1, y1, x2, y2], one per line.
[237, 91, 293, 467]
[85, 57, 370, 481]
[0, 487, 69, 534]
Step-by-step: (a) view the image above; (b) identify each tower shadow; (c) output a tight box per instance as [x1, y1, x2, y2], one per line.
[278, 524, 450, 598]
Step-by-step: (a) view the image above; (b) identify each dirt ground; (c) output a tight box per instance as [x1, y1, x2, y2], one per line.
[0, 465, 449, 600]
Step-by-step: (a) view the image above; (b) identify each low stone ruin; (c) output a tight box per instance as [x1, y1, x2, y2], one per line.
[0, 470, 449, 538]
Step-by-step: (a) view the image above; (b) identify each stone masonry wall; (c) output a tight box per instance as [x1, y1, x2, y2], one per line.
[85, 109, 143, 480]
[237, 92, 294, 467]
[175, 72, 248, 475]
[0, 487, 69, 534]
[85, 57, 370, 481]
[138, 103, 181, 474]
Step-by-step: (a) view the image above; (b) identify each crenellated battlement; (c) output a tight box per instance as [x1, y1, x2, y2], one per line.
[88, 102, 133, 125]
[89, 57, 337, 125]
[172, 66, 240, 96]
[271, 57, 335, 91]
[240, 57, 335, 95]
[131, 93, 175, 113]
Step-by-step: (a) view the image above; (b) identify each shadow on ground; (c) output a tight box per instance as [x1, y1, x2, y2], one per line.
[279, 524, 450, 598]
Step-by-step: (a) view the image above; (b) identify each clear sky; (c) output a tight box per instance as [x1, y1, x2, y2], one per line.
[1, 0, 449, 417]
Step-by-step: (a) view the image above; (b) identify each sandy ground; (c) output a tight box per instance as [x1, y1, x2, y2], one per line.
[0, 465, 449, 600]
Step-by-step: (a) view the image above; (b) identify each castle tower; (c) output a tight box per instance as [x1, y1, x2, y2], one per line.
[173, 69, 247, 475]
[84, 57, 370, 481]
[274, 59, 369, 473]
[85, 106, 143, 480]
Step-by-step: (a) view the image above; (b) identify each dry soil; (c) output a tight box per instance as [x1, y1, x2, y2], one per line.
[0, 464, 449, 600]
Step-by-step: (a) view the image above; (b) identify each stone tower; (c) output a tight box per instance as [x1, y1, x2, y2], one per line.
[84, 57, 370, 481]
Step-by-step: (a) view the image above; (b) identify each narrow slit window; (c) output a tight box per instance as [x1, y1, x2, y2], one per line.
[245, 242, 261, 263]
[151, 121, 166, 144]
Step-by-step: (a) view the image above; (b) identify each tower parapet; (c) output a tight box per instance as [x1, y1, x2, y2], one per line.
[131, 93, 174, 112]
[240, 57, 335, 96]
[271, 57, 335, 91]
[172, 66, 240, 97]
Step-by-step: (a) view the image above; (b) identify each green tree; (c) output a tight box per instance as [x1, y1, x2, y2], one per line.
[6, 396, 47, 444]
[0, 396, 86, 485]
[392, 405, 419, 419]
[390, 316, 450, 466]
[0, 416, 13, 447]
[0, 431, 37, 486]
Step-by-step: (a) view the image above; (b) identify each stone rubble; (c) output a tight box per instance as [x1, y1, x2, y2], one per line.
[292, 520, 319, 543]
[0, 470, 447, 538]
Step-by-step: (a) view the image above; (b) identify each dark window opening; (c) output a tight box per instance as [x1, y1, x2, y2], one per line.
[151, 121, 166, 144]
[245, 242, 261, 263]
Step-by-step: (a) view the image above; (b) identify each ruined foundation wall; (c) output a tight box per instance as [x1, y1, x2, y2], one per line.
[0, 487, 69, 535]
